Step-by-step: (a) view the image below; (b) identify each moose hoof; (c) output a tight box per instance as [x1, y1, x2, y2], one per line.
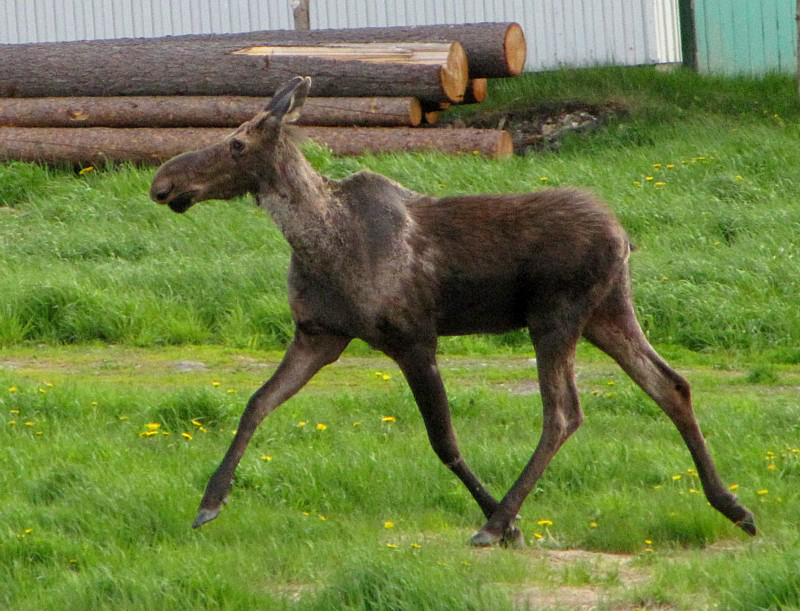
[470, 525, 524, 548]
[470, 529, 501, 547]
[192, 506, 222, 529]
[735, 508, 757, 536]
[501, 526, 525, 548]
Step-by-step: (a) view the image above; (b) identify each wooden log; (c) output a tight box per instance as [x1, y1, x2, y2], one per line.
[0, 39, 467, 104]
[460, 79, 488, 105]
[192, 22, 527, 78]
[0, 96, 423, 128]
[0, 126, 513, 163]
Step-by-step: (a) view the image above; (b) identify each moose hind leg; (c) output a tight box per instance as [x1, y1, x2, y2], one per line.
[472, 324, 584, 547]
[193, 331, 349, 528]
[583, 286, 756, 535]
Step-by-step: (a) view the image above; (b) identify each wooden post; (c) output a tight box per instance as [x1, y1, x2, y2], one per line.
[293, 0, 310, 31]
[797, 0, 800, 98]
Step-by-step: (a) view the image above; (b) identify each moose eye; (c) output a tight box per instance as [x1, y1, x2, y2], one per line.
[230, 139, 245, 154]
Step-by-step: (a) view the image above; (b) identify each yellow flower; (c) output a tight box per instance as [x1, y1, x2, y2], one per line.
[260, 455, 272, 461]
[410, 543, 421, 548]
[756, 489, 768, 496]
[644, 539, 653, 545]
[672, 475, 681, 480]
[9, 420, 16, 426]
[729, 484, 739, 490]
[767, 464, 776, 471]
[297, 421, 307, 427]
[145, 422, 161, 430]
[318, 515, 327, 521]
[226, 389, 236, 394]
[382, 374, 391, 381]
[536, 519, 553, 526]
[139, 431, 158, 437]
[381, 416, 396, 423]
[182, 432, 192, 440]
[386, 543, 398, 549]
[652, 163, 661, 169]
[8, 386, 17, 392]
[198, 426, 208, 433]
[589, 521, 598, 528]
[540, 176, 549, 183]
[24, 421, 34, 426]
[191, 419, 202, 427]
[533, 532, 543, 539]
[666, 164, 675, 169]
[645, 176, 654, 181]
[316, 423, 327, 431]
[78, 166, 94, 175]
[212, 381, 221, 387]
[10, 409, 19, 414]
[384, 521, 394, 529]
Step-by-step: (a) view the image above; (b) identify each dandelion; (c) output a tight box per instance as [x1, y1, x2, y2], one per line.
[140, 431, 158, 437]
[78, 166, 94, 175]
[381, 416, 396, 423]
[729, 483, 739, 490]
[666, 164, 675, 170]
[182, 432, 192, 440]
[212, 381, 221, 387]
[644, 539, 653, 545]
[606, 381, 615, 386]
[540, 176, 549, 183]
[386, 543, 398, 549]
[473, 150, 480, 156]
[198, 426, 208, 433]
[297, 421, 307, 427]
[191, 419, 203, 427]
[532, 533, 543, 539]
[260, 455, 272, 461]
[756, 489, 769, 496]
[672, 475, 682, 481]
[8, 387, 17, 392]
[655, 181, 666, 188]
[9, 420, 16, 426]
[634, 180, 642, 187]
[767, 464, 776, 471]
[381, 373, 391, 381]
[645, 176, 654, 182]
[38, 388, 47, 394]
[145, 422, 161, 430]
[766, 451, 776, 458]
[10, 409, 19, 414]
[318, 515, 327, 521]
[536, 519, 553, 526]
[316, 423, 327, 431]
[410, 543, 421, 549]
[652, 163, 661, 169]
[461, 561, 471, 566]
[162, 431, 170, 435]
[384, 521, 394, 529]
[24, 421, 34, 426]
[589, 521, 598, 528]
[227, 389, 236, 394]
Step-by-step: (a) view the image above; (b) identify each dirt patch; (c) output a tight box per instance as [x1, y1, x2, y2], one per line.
[439, 101, 626, 155]
[515, 549, 652, 611]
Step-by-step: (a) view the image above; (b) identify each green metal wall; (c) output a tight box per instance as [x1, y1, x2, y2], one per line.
[692, 0, 797, 74]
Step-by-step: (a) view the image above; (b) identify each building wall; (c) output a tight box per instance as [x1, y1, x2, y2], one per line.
[1, 0, 682, 71]
[692, 0, 797, 75]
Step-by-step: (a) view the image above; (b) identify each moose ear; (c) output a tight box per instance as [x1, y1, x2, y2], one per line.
[265, 76, 312, 124]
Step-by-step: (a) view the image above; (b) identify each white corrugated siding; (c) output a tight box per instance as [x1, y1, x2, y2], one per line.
[312, 0, 682, 69]
[0, 0, 293, 42]
[1, 0, 681, 70]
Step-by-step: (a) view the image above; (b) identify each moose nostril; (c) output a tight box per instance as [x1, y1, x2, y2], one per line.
[153, 185, 173, 202]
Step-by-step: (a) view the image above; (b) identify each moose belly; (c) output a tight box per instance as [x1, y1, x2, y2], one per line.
[434, 277, 527, 336]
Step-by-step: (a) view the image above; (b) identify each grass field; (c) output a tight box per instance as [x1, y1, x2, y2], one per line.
[2, 66, 800, 609]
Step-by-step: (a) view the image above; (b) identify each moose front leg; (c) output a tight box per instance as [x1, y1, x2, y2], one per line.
[393, 346, 502, 525]
[193, 330, 349, 528]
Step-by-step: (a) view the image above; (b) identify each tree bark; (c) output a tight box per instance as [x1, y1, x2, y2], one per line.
[0, 39, 467, 103]
[189, 22, 527, 78]
[0, 126, 513, 163]
[0, 96, 423, 128]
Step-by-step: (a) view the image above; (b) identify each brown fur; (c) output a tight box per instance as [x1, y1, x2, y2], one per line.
[150, 77, 755, 545]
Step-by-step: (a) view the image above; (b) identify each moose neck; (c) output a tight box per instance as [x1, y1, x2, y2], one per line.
[256, 135, 344, 263]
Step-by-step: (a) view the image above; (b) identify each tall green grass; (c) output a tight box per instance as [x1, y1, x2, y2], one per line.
[1, 349, 797, 609]
[2, 67, 800, 357]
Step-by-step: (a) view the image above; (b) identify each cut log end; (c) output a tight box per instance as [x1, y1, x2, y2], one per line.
[440, 42, 469, 103]
[504, 23, 527, 76]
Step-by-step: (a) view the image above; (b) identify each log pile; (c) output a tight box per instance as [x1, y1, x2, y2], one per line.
[0, 23, 525, 163]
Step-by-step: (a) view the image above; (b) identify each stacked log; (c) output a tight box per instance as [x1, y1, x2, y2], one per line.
[0, 22, 525, 162]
